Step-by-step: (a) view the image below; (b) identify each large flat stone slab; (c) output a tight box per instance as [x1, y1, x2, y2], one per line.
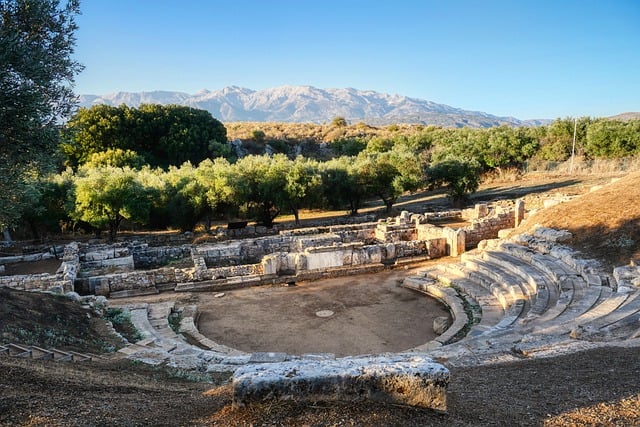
[232, 354, 449, 411]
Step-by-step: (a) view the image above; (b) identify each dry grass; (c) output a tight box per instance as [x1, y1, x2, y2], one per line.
[520, 170, 640, 268]
[225, 121, 426, 143]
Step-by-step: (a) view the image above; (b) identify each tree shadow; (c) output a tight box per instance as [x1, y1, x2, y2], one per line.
[472, 179, 582, 201]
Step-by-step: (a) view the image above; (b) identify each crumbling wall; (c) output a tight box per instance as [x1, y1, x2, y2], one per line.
[462, 206, 517, 249]
[131, 244, 192, 268]
[0, 242, 79, 293]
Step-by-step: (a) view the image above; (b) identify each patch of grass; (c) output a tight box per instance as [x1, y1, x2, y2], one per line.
[1, 325, 117, 353]
[103, 308, 143, 343]
[168, 311, 183, 335]
[448, 284, 482, 343]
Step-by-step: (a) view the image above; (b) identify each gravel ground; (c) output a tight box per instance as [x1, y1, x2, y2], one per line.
[2, 346, 640, 426]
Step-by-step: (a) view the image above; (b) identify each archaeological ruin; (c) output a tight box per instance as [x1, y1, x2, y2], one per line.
[2, 191, 640, 411]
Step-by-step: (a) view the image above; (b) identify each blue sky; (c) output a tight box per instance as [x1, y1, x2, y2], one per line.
[74, 1, 640, 120]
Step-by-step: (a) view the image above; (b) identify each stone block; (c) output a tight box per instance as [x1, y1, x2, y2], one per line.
[474, 203, 489, 219]
[249, 352, 288, 363]
[433, 316, 450, 335]
[233, 355, 449, 411]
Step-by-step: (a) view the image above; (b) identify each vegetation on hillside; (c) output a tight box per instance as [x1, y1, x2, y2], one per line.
[4, 106, 640, 240]
[2, 0, 639, 240]
[0, 0, 82, 235]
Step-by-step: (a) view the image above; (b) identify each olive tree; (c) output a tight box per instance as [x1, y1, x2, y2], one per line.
[0, 0, 83, 238]
[69, 165, 154, 240]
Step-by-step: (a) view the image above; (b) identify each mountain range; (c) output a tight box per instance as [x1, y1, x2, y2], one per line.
[78, 85, 549, 128]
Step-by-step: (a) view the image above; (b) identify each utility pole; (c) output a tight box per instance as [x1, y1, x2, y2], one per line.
[569, 117, 577, 174]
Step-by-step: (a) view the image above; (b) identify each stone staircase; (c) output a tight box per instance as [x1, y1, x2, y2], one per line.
[109, 227, 640, 372]
[113, 301, 250, 371]
[401, 228, 640, 365]
[0, 343, 101, 362]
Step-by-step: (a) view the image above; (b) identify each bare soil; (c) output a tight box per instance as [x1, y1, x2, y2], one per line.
[2, 171, 640, 426]
[195, 266, 451, 356]
[0, 258, 61, 276]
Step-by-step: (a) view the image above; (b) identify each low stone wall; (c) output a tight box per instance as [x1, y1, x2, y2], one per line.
[0, 251, 56, 264]
[232, 354, 449, 411]
[85, 269, 169, 296]
[462, 206, 518, 249]
[131, 244, 192, 269]
[0, 242, 79, 293]
[417, 225, 465, 256]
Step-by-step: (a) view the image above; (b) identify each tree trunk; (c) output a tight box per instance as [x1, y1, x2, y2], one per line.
[2, 228, 12, 243]
[108, 216, 122, 241]
[290, 204, 300, 225]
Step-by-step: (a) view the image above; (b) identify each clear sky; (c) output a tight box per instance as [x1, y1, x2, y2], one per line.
[73, 0, 640, 120]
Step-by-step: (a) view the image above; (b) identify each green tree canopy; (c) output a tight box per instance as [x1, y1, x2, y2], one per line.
[228, 154, 289, 227]
[69, 165, 154, 240]
[320, 156, 368, 215]
[585, 119, 640, 158]
[61, 104, 228, 169]
[1, 0, 83, 232]
[427, 158, 482, 207]
[284, 157, 323, 224]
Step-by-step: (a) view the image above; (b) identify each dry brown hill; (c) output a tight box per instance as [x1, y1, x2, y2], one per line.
[608, 112, 640, 121]
[520, 171, 640, 269]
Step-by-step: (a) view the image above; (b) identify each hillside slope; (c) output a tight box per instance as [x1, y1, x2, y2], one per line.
[520, 171, 640, 269]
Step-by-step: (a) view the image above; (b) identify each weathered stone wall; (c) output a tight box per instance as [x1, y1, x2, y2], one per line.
[78, 243, 134, 274]
[130, 244, 192, 269]
[194, 236, 294, 266]
[461, 206, 516, 249]
[0, 242, 79, 293]
[417, 225, 465, 256]
[282, 223, 377, 244]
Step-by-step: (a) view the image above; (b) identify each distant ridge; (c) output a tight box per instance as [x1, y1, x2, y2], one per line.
[78, 85, 550, 128]
[608, 112, 640, 122]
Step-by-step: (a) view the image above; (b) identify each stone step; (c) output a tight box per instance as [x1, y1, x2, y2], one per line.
[525, 284, 603, 333]
[584, 290, 640, 332]
[30, 346, 55, 360]
[487, 299, 526, 332]
[430, 263, 512, 309]
[464, 252, 537, 298]
[422, 267, 506, 336]
[482, 250, 558, 303]
[533, 291, 632, 337]
[0, 343, 95, 362]
[499, 242, 581, 282]
[458, 261, 526, 311]
[524, 283, 574, 328]
[462, 257, 532, 313]
[5, 343, 31, 358]
[524, 284, 606, 337]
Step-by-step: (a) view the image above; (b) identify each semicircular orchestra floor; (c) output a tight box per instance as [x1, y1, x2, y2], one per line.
[196, 268, 451, 357]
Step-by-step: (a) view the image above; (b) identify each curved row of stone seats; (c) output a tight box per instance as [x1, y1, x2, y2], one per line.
[401, 277, 470, 349]
[404, 232, 621, 353]
[484, 239, 617, 332]
[0, 343, 99, 362]
[416, 264, 508, 336]
[177, 305, 245, 355]
[417, 260, 530, 336]
[114, 302, 252, 370]
[572, 291, 640, 340]
[476, 249, 558, 321]
[408, 229, 640, 365]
